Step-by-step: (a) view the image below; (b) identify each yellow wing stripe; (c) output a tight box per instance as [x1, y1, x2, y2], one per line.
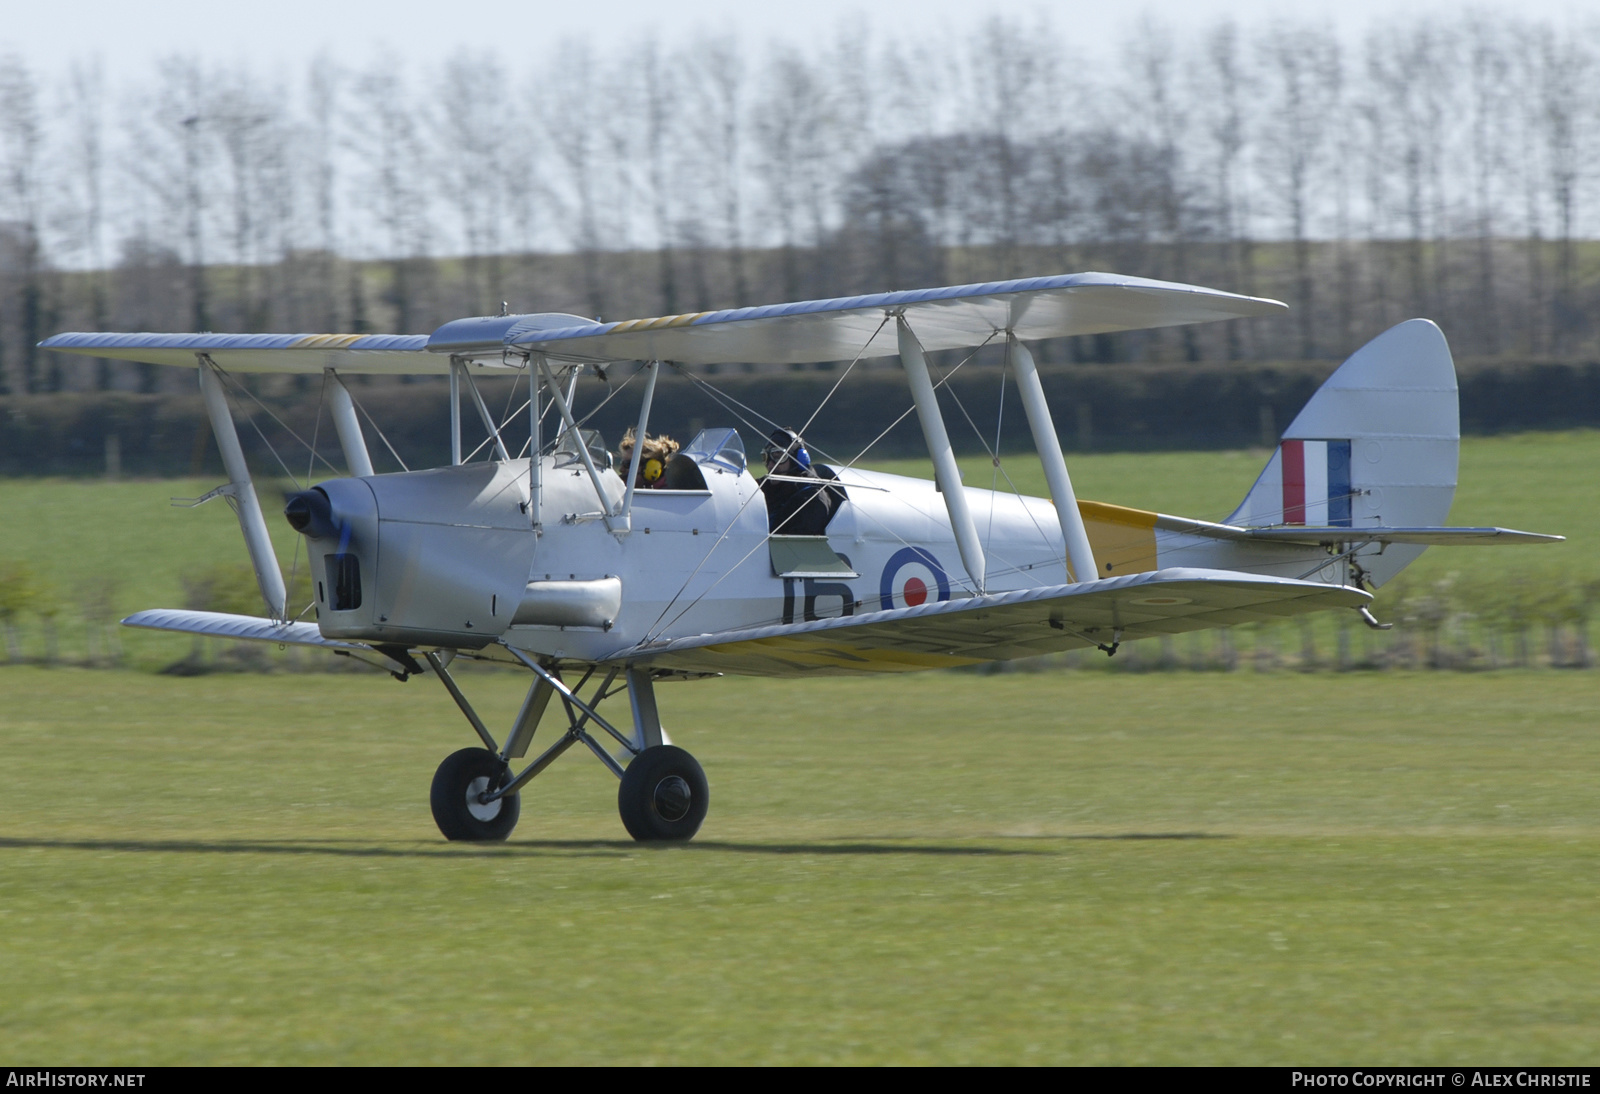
[699, 635, 984, 672]
[607, 311, 711, 334]
[289, 334, 367, 349]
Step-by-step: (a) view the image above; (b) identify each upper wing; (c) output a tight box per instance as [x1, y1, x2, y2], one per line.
[613, 568, 1368, 677]
[45, 273, 1283, 375]
[39, 331, 450, 375]
[505, 272, 1286, 365]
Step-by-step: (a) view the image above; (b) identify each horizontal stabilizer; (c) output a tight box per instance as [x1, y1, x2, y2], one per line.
[617, 568, 1367, 677]
[1150, 514, 1564, 547]
[1235, 526, 1563, 546]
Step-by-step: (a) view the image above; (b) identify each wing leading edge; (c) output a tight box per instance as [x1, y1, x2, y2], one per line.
[39, 331, 443, 375]
[614, 568, 1369, 678]
[508, 272, 1286, 365]
[123, 608, 370, 649]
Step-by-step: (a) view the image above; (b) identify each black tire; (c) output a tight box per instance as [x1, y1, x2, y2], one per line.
[430, 747, 521, 841]
[617, 745, 709, 842]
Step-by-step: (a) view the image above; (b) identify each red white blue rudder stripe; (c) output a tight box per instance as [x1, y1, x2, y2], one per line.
[1279, 439, 1352, 526]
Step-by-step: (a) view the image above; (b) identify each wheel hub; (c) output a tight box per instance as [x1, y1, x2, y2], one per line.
[653, 775, 692, 822]
[466, 775, 503, 822]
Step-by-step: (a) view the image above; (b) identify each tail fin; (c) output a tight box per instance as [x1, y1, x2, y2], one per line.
[1229, 319, 1459, 586]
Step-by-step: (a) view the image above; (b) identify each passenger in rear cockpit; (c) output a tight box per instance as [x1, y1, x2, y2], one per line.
[618, 428, 680, 490]
[761, 427, 844, 536]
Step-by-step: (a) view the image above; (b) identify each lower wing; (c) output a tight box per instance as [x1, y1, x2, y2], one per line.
[615, 568, 1369, 677]
[121, 609, 418, 675]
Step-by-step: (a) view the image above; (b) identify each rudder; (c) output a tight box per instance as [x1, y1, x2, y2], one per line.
[1229, 319, 1459, 586]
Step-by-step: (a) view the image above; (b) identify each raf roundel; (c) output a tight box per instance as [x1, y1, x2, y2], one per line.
[879, 546, 952, 612]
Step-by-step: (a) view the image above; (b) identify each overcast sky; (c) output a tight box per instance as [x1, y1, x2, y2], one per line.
[5, 0, 1596, 80]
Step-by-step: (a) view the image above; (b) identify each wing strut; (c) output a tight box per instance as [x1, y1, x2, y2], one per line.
[196, 357, 287, 620]
[618, 360, 661, 536]
[448, 361, 462, 465]
[453, 358, 511, 462]
[528, 359, 542, 531]
[897, 316, 986, 593]
[536, 354, 618, 534]
[324, 370, 375, 477]
[1006, 335, 1098, 582]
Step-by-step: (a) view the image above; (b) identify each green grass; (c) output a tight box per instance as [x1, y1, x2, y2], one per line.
[1, 667, 1597, 1063]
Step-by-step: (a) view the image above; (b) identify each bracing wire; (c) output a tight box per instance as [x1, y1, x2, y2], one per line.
[640, 336, 993, 641]
[463, 361, 642, 464]
[839, 331, 1001, 469]
[641, 324, 1046, 640]
[642, 322, 889, 642]
[232, 395, 306, 488]
[795, 316, 887, 440]
[988, 363, 1006, 549]
[211, 365, 340, 482]
[345, 388, 410, 472]
[931, 352, 1056, 562]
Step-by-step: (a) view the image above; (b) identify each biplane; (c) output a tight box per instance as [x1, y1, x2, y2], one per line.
[42, 272, 1561, 842]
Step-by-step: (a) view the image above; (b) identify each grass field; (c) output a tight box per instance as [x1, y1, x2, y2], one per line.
[0, 432, 1597, 1063]
[1, 667, 1598, 1064]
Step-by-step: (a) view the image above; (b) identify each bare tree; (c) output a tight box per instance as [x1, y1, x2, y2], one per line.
[1464, 15, 1511, 354]
[347, 60, 432, 332]
[306, 55, 342, 329]
[211, 70, 295, 330]
[1198, 21, 1257, 356]
[967, 17, 1051, 279]
[433, 51, 509, 314]
[1124, 15, 1200, 358]
[1508, 24, 1551, 354]
[685, 37, 750, 305]
[61, 58, 111, 386]
[0, 54, 46, 392]
[1257, 23, 1340, 358]
[540, 38, 607, 318]
[635, 37, 679, 313]
[1534, 24, 1592, 352]
[755, 46, 831, 300]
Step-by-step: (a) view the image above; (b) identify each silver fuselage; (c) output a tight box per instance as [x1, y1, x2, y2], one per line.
[302, 449, 1345, 666]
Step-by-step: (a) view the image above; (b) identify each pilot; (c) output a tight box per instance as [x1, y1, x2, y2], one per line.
[760, 427, 843, 535]
[617, 428, 680, 490]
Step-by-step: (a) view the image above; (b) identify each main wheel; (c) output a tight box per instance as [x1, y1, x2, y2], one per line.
[430, 747, 521, 841]
[617, 745, 709, 842]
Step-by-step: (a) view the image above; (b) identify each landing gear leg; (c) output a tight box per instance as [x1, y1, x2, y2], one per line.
[617, 667, 707, 840]
[422, 645, 710, 844]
